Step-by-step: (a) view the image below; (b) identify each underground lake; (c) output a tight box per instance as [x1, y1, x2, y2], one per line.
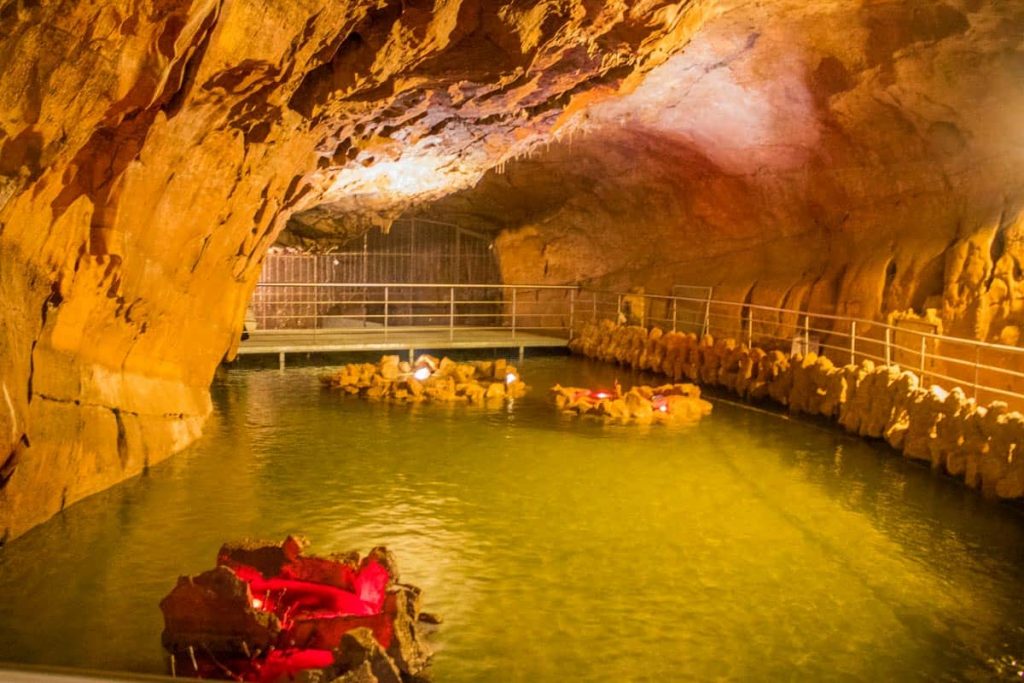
[1, 355, 1023, 681]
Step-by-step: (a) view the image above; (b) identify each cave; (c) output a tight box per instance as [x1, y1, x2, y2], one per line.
[2, 0, 1024, 680]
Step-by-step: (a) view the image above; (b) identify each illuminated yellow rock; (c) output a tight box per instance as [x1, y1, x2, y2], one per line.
[322, 356, 526, 406]
[569, 320, 1024, 498]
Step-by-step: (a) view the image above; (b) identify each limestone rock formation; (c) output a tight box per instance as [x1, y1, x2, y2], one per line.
[552, 381, 713, 425]
[571, 320, 1024, 498]
[321, 354, 527, 403]
[0, 1, 702, 539]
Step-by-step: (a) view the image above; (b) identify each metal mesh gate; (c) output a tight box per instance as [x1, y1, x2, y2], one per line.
[252, 218, 501, 330]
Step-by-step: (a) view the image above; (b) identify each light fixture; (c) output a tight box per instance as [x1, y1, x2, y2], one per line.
[413, 367, 431, 381]
[505, 372, 517, 385]
[252, 598, 263, 609]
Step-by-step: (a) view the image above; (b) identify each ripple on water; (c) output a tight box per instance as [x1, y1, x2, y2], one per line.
[0, 357, 1023, 681]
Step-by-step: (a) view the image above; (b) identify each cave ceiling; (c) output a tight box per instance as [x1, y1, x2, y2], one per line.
[283, 0, 1024, 253]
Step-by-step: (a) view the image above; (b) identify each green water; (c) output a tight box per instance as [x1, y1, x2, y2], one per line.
[2, 355, 1024, 681]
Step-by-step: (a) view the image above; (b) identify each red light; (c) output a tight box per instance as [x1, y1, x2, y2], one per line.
[594, 392, 609, 399]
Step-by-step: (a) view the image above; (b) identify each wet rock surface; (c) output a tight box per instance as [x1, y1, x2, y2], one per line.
[321, 354, 527, 404]
[572, 320, 1024, 498]
[552, 382, 712, 425]
[160, 536, 433, 682]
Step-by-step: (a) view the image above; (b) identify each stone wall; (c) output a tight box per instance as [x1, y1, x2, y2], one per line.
[571, 320, 1024, 499]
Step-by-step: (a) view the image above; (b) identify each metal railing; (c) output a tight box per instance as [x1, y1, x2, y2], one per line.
[575, 289, 1024, 408]
[247, 281, 1024, 407]
[249, 282, 580, 341]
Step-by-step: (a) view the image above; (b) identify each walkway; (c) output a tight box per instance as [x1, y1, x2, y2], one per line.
[237, 328, 569, 366]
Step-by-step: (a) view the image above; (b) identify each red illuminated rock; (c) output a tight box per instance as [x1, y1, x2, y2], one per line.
[160, 538, 431, 682]
[160, 566, 282, 657]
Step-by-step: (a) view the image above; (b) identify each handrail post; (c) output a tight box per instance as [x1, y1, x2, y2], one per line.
[884, 327, 891, 366]
[511, 288, 518, 339]
[449, 286, 455, 341]
[746, 311, 753, 347]
[384, 286, 389, 339]
[849, 320, 856, 365]
[592, 291, 597, 323]
[973, 346, 980, 400]
[568, 287, 576, 340]
[672, 298, 678, 333]
[641, 296, 648, 329]
[803, 314, 810, 354]
[616, 294, 623, 323]
[702, 289, 712, 338]
[919, 335, 927, 385]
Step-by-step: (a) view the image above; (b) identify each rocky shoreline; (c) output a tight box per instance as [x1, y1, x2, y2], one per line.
[570, 321, 1024, 498]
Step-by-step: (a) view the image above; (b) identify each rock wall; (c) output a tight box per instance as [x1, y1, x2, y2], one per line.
[0, 0, 705, 540]
[572, 320, 1024, 498]
[422, 0, 1024, 335]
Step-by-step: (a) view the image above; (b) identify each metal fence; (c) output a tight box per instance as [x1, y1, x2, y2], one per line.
[576, 289, 1024, 408]
[256, 218, 499, 329]
[247, 280, 1024, 407]
[249, 283, 579, 339]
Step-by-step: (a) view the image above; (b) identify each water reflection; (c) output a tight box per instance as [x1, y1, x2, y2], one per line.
[0, 356, 1022, 680]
